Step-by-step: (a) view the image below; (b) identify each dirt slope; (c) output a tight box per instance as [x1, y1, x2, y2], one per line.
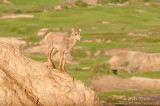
[106, 50, 160, 73]
[0, 42, 99, 106]
[91, 75, 160, 92]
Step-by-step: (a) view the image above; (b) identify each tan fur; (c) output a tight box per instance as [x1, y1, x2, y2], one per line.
[45, 28, 81, 72]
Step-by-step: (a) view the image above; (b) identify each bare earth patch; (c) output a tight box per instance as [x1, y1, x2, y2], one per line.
[90, 75, 160, 92]
[94, 50, 101, 56]
[37, 28, 49, 36]
[82, 40, 93, 43]
[65, 0, 98, 4]
[81, 67, 91, 70]
[102, 21, 110, 24]
[85, 50, 91, 56]
[128, 32, 148, 37]
[82, 0, 98, 5]
[0, 14, 34, 19]
[73, 46, 83, 49]
[0, 37, 26, 48]
[91, 27, 98, 29]
[144, 2, 151, 6]
[82, 39, 104, 43]
[104, 48, 127, 56]
[107, 2, 129, 6]
[2, 0, 11, 4]
[54, 5, 63, 11]
[107, 50, 160, 73]
[117, 2, 129, 6]
[106, 40, 112, 43]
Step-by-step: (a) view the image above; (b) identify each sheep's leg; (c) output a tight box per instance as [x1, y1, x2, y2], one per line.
[47, 46, 55, 68]
[59, 51, 64, 72]
[62, 53, 66, 72]
[47, 46, 52, 67]
[50, 49, 56, 68]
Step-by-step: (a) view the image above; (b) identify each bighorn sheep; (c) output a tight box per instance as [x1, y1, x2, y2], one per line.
[45, 28, 81, 72]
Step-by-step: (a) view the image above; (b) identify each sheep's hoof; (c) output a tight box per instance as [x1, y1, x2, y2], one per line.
[52, 65, 56, 69]
[48, 64, 56, 69]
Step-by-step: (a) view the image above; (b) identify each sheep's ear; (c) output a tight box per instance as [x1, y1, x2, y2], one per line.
[79, 29, 81, 32]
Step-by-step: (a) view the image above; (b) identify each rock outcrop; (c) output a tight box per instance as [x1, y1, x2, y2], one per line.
[0, 42, 99, 106]
[0, 37, 26, 48]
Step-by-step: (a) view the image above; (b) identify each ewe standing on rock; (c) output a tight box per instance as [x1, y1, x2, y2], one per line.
[0, 42, 99, 106]
[45, 28, 82, 72]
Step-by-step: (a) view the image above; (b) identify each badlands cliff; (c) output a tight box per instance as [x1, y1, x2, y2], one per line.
[0, 42, 99, 106]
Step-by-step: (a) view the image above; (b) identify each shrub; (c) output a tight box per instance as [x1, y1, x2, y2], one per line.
[93, 63, 111, 74]
[98, 0, 128, 4]
[143, 0, 151, 2]
[75, 0, 88, 7]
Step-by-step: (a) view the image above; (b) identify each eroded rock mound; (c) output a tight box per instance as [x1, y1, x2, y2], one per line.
[0, 37, 26, 48]
[108, 50, 160, 73]
[0, 42, 99, 106]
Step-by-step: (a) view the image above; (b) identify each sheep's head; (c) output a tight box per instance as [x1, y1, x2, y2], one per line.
[72, 28, 82, 41]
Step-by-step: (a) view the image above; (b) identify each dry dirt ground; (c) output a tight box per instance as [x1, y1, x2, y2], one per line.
[0, 14, 34, 19]
[128, 32, 148, 37]
[37, 28, 49, 36]
[105, 49, 160, 73]
[65, 0, 98, 4]
[82, 38, 104, 43]
[2, 0, 11, 4]
[0, 42, 99, 105]
[90, 75, 160, 92]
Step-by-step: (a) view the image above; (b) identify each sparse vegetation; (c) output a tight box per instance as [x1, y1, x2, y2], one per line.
[121, 61, 129, 67]
[98, 0, 128, 4]
[28, 53, 47, 62]
[75, 0, 88, 7]
[98, 89, 160, 102]
[93, 63, 111, 74]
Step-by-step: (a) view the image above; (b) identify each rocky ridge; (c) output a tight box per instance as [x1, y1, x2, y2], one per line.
[0, 42, 99, 106]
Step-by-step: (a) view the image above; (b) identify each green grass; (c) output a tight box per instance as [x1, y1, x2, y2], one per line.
[98, 89, 160, 102]
[0, 0, 67, 14]
[0, 5, 160, 38]
[28, 53, 47, 62]
[135, 71, 160, 78]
